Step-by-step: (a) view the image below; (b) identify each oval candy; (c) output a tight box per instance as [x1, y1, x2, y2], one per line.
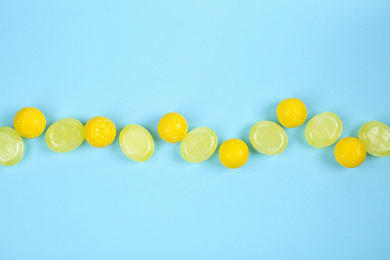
[46, 118, 84, 153]
[0, 127, 25, 166]
[119, 124, 154, 162]
[358, 121, 390, 157]
[180, 127, 218, 163]
[250, 121, 288, 156]
[305, 112, 343, 148]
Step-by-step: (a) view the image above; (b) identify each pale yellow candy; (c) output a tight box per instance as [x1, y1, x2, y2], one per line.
[180, 127, 218, 163]
[0, 127, 25, 166]
[119, 124, 154, 162]
[305, 112, 343, 148]
[358, 121, 390, 157]
[46, 118, 84, 153]
[250, 121, 288, 156]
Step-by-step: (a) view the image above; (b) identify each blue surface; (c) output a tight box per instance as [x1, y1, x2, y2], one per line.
[1, 0, 390, 259]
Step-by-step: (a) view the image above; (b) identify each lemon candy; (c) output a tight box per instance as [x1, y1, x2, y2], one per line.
[334, 137, 366, 168]
[277, 98, 307, 128]
[14, 107, 46, 138]
[219, 138, 249, 169]
[158, 112, 188, 143]
[84, 116, 116, 148]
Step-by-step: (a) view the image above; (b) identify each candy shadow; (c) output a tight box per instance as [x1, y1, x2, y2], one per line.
[350, 124, 362, 137]
[110, 132, 127, 162]
[142, 115, 163, 155]
[322, 144, 346, 173]
[240, 123, 259, 156]
[21, 138, 32, 166]
[292, 106, 319, 148]
[261, 102, 278, 123]
[285, 126, 309, 150]
[173, 142, 186, 164]
[202, 141, 231, 173]
[36, 133, 53, 155]
[0, 107, 17, 127]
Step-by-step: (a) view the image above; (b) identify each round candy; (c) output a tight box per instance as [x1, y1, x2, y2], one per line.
[14, 107, 46, 138]
[45, 118, 84, 153]
[119, 124, 154, 162]
[158, 112, 188, 143]
[180, 127, 218, 163]
[334, 137, 366, 168]
[249, 121, 287, 156]
[219, 138, 249, 169]
[305, 112, 343, 148]
[358, 121, 390, 157]
[0, 127, 24, 166]
[276, 98, 307, 128]
[84, 116, 116, 148]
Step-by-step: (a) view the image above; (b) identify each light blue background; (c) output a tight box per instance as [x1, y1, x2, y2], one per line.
[1, 0, 390, 259]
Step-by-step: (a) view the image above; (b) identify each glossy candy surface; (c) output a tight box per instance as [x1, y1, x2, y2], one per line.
[334, 137, 366, 168]
[358, 121, 390, 157]
[84, 116, 116, 148]
[14, 107, 46, 138]
[276, 98, 307, 128]
[180, 127, 218, 163]
[158, 112, 188, 143]
[305, 112, 343, 148]
[219, 138, 249, 169]
[119, 124, 154, 162]
[0, 127, 25, 166]
[249, 121, 288, 156]
[46, 118, 84, 153]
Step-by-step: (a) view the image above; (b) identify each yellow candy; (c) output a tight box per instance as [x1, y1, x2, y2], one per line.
[84, 116, 116, 148]
[219, 138, 249, 169]
[334, 137, 366, 168]
[158, 112, 188, 143]
[276, 98, 307, 128]
[14, 107, 46, 138]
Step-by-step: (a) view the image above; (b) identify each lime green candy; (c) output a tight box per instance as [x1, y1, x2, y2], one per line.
[119, 124, 154, 162]
[358, 121, 390, 157]
[180, 127, 218, 163]
[305, 112, 343, 148]
[249, 121, 288, 156]
[46, 118, 84, 153]
[0, 127, 25, 166]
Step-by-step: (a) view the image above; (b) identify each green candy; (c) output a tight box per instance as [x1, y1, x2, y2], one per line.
[46, 118, 84, 153]
[119, 124, 154, 162]
[250, 121, 287, 156]
[180, 127, 218, 163]
[358, 121, 390, 157]
[305, 112, 343, 148]
[0, 127, 25, 166]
